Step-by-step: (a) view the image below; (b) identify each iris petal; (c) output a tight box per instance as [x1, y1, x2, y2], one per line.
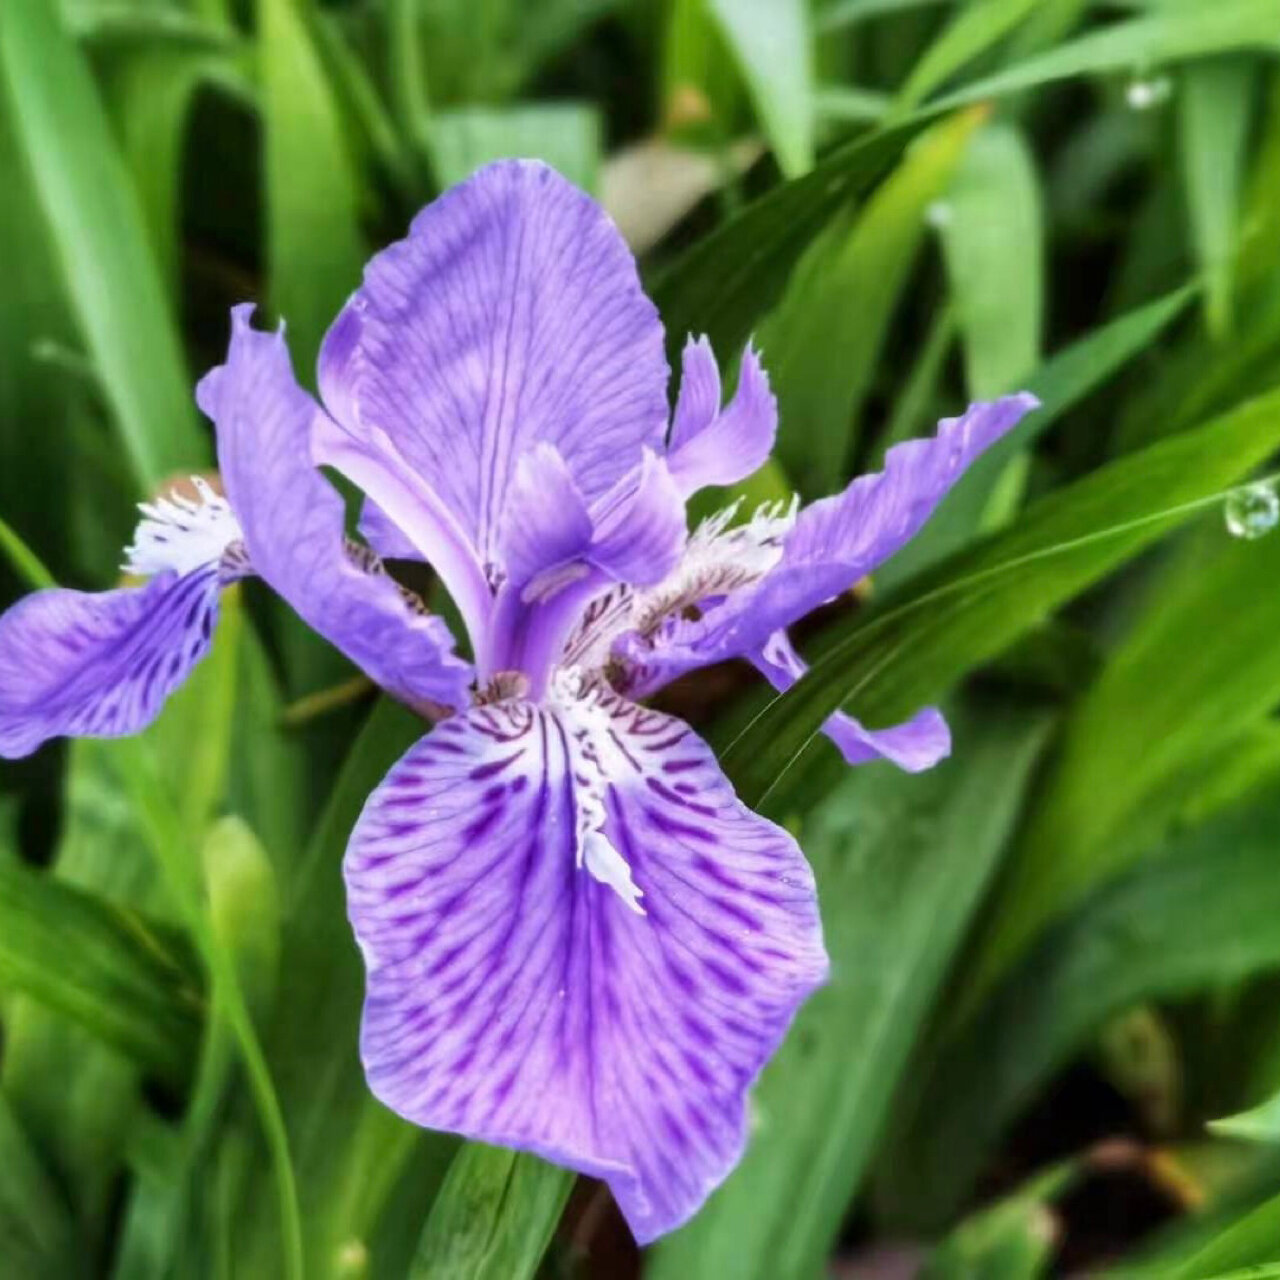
[753, 630, 950, 772]
[316, 160, 670, 567]
[199, 305, 473, 714]
[667, 339, 778, 499]
[345, 692, 827, 1243]
[0, 569, 222, 759]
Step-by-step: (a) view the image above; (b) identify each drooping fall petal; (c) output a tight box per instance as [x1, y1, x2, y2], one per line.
[345, 692, 828, 1243]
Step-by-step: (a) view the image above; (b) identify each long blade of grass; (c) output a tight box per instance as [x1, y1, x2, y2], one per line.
[705, 0, 814, 177]
[880, 782, 1280, 1229]
[0, 0, 204, 489]
[410, 1147, 573, 1280]
[0, 860, 202, 1087]
[763, 107, 983, 493]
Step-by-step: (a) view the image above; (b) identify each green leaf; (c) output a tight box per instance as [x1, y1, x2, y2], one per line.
[762, 107, 983, 493]
[410, 1146, 572, 1280]
[650, 114, 934, 366]
[938, 120, 1042, 399]
[431, 103, 602, 193]
[879, 783, 1280, 1229]
[650, 701, 1050, 1280]
[1179, 56, 1256, 337]
[234, 699, 435, 1279]
[720, 384, 1280, 811]
[705, 0, 814, 176]
[977, 506, 1280, 1001]
[877, 284, 1197, 591]
[0, 859, 201, 1086]
[896, 0, 1042, 111]
[922, 1163, 1078, 1280]
[937, 1, 1280, 111]
[0, 0, 204, 489]
[259, 0, 366, 374]
[0, 1092, 75, 1280]
[104, 47, 225, 287]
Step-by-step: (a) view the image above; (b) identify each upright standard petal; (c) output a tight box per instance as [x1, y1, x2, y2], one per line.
[317, 160, 671, 566]
[667, 339, 778, 499]
[753, 630, 950, 772]
[0, 569, 221, 758]
[345, 692, 827, 1244]
[199, 306, 473, 714]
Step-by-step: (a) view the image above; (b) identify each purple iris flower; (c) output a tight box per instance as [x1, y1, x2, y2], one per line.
[0, 161, 1035, 1241]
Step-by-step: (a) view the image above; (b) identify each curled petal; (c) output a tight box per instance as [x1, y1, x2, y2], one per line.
[589, 449, 686, 587]
[753, 630, 950, 772]
[199, 305, 473, 713]
[0, 569, 221, 759]
[746, 395, 1038, 650]
[345, 694, 827, 1243]
[499, 444, 593, 595]
[624, 395, 1037, 687]
[358, 499, 424, 562]
[667, 339, 777, 499]
[317, 160, 670, 566]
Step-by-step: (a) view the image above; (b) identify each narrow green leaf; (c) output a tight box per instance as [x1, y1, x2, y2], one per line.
[410, 1146, 572, 1280]
[0, 0, 204, 488]
[881, 783, 1280, 1229]
[1179, 56, 1256, 337]
[650, 114, 934, 366]
[763, 108, 982, 492]
[722, 385, 1280, 810]
[0, 1092, 75, 1280]
[938, 120, 1042, 399]
[651, 702, 1050, 1280]
[896, 0, 1041, 111]
[877, 284, 1196, 590]
[979, 505, 1280, 1001]
[106, 47, 223, 286]
[431, 103, 602, 193]
[922, 1163, 1078, 1279]
[235, 699, 428, 1279]
[259, 0, 366, 373]
[936, 1, 1280, 111]
[0, 514, 55, 590]
[705, 0, 814, 176]
[0, 859, 201, 1085]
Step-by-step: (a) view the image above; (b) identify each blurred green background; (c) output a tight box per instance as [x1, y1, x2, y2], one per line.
[5, 0, 1280, 1276]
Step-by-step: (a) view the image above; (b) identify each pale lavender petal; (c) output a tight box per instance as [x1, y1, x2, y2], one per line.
[345, 694, 827, 1244]
[742, 395, 1038, 651]
[198, 305, 473, 713]
[317, 160, 670, 569]
[499, 444, 593, 593]
[626, 395, 1037, 684]
[588, 450, 686, 587]
[358, 499, 423, 562]
[0, 569, 221, 759]
[667, 340, 777, 499]
[753, 630, 950, 772]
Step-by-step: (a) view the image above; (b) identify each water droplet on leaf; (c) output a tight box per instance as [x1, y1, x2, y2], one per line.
[1126, 74, 1172, 110]
[1225, 481, 1280, 541]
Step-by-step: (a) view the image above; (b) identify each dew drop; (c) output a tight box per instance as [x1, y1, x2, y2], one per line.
[925, 200, 953, 229]
[1126, 73, 1172, 111]
[1225, 481, 1280, 541]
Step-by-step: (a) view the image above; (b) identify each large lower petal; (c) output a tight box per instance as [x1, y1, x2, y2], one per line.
[0, 569, 221, 758]
[318, 160, 670, 567]
[198, 306, 473, 714]
[753, 630, 950, 772]
[345, 693, 827, 1243]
